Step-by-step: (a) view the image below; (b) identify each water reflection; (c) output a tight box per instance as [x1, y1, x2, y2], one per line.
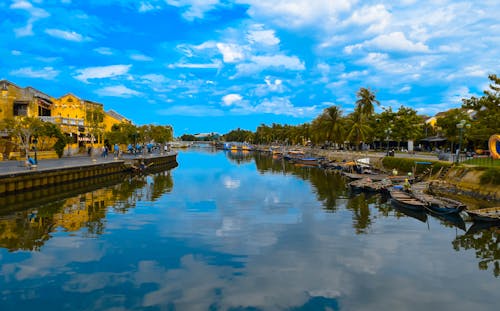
[1, 150, 499, 311]
[0, 170, 173, 251]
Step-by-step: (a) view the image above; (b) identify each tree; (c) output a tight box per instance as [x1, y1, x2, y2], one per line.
[356, 87, 380, 116]
[0, 117, 42, 158]
[462, 74, 500, 148]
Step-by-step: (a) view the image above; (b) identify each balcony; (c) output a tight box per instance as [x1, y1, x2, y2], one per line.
[39, 116, 84, 126]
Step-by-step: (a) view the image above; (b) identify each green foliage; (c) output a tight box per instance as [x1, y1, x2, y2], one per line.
[180, 134, 197, 141]
[53, 133, 68, 158]
[382, 157, 451, 174]
[222, 128, 254, 142]
[479, 168, 500, 185]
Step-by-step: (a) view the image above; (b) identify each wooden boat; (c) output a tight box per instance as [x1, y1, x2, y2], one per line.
[466, 207, 500, 223]
[411, 182, 466, 215]
[348, 178, 392, 193]
[388, 188, 427, 211]
[293, 157, 319, 166]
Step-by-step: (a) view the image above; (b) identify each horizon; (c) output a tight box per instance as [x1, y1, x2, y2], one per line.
[1, 1, 498, 136]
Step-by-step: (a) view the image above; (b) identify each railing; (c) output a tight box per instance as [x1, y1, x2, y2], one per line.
[39, 116, 84, 126]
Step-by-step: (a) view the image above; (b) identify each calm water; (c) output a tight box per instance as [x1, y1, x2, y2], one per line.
[0, 148, 498, 311]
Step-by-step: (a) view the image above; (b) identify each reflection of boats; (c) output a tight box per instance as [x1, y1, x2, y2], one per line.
[392, 202, 428, 223]
[466, 207, 500, 223]
[294, 157, 320, 166]
[389, 188, 426, 211]
[427, 210, 466, 231]
[466, 221, 500, 235]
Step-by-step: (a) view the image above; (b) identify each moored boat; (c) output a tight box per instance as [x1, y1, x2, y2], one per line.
[388, 188, 427, 211]
[466, 207, 500, 223]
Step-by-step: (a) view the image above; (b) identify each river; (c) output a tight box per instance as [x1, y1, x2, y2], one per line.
[0, 147, 498, 311]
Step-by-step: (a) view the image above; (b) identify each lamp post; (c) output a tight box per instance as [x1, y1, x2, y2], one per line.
[455, 120, 470, 164]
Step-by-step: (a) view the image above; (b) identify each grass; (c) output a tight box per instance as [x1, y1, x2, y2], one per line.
[463, 157, 500, 167]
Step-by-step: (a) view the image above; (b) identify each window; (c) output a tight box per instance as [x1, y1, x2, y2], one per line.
[13, 102, 28, 116]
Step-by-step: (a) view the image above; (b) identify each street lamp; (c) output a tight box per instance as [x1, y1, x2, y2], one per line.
[456, 120, 470, 164]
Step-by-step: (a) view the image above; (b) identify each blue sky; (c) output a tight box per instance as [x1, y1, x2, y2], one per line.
[1, 0, 499, 136]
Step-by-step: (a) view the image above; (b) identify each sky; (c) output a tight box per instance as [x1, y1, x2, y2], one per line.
[1, 0, 499, 136]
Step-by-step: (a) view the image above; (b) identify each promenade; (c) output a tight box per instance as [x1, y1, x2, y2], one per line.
[0, 152, 178, 177]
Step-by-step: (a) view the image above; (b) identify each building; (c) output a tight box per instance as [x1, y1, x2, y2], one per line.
[0, 79, 131, 156]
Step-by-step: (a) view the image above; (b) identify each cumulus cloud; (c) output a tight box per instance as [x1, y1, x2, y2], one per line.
[236, 54, 305, 76]
[238, 0, 354, 29]
[345, 4, 391, 34]
[95, 85, 141, 97]
[247, 25, 280, 46]
[345, 32, 429, 54]
[10, 66, 59, 80]
[222, 94, 243, 106]
[74, 65, 132, 83]
[216, 43, 245, 63]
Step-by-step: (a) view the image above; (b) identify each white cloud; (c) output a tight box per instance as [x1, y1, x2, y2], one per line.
[11, 50, 22, 56]
[10, 0, 50, 37]
[94, 47, 114, 55]
[130, 53, 154, 61]
[74, 65, 132, 83]
[247, 25, 280, 46]
[138, 1, 161, 13]
[45, 28, 85, 42]
[10, 66, 59, 80]
[222, 94, 243, 106]
[95, 85, 141, 98]
[345, 32, 429, 54]
[345, 4, 391, 34]
[239, 0, 354, 29]
[166, 0, 220, 21]
[236, 54, 305, 76]
[216, 43, 245, 63]
[168, 61, 222, 69]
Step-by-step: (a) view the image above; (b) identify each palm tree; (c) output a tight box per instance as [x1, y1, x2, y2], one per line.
[319, 105, 344, 147]
[355, 87, 380, 115]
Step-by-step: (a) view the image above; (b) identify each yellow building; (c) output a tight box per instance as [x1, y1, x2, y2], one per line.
[1, 80, 132, 156]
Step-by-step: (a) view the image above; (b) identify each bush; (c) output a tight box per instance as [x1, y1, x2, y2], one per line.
[479, 168, 500, 185]
[382, 157, 451, 174]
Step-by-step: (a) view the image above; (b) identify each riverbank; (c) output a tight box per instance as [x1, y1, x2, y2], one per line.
[284, 146, 500, 206]
[0, 153, 178, 195]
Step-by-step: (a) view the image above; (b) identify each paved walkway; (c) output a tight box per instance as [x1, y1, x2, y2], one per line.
[0, 153, 172, 176]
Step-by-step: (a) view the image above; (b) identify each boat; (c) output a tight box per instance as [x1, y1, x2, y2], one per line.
[466, 207, 500, 223]
[388, 187, 427, 211]
[392, 202, 428, 223]
[293, 157, 320, 166]
[348, 177, 392, 193]
[411, 182, 466, 215]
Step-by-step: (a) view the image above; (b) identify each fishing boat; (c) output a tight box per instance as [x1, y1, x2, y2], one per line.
[466, 207, 500, 223]
[411, 182, 466, 215]
[388, 187, 427, 211]
[348, 178, 392, 193]
[293, 157, 320, 166]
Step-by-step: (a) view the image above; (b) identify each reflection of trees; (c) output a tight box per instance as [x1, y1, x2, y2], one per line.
[345, 193, 375, 234]
[225, 150, 254, 164]
[0, 169, 175, 252]
[148, 171, 174, 201]
[452, 227, 500, 277]
[308, 169, 347, 212]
